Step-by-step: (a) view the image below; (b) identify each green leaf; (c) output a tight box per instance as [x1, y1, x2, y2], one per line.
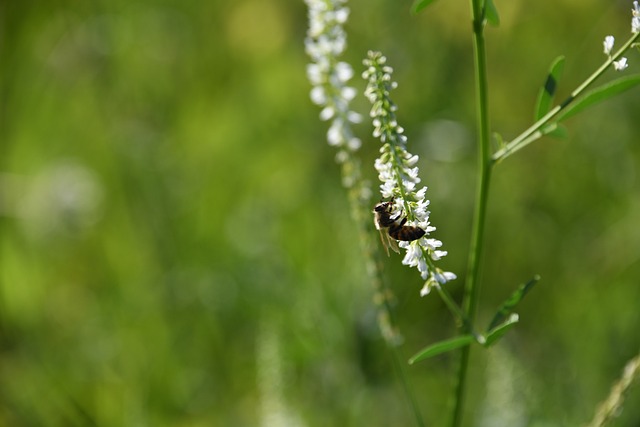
[484, 314, 519, 347]
[557, 74, 640, 122]
[488, 275, 539, 331]
[535, 56, 565, 121]
[485, 0, 500, 26]
[409, 335, 475, 364]
[538, 122, 568, 139]
[492, 132, 505, 151]
[411, 0, 437, 15]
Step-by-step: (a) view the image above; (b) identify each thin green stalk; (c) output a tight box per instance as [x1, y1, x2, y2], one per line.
[493, 30, 640, 162]
[451, 1, 493, 426]
[390, 346, 426, 427]
[346, 164, 425, 426]
[436, 285, 482, 343]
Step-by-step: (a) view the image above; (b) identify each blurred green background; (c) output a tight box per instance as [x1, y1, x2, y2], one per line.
[1, 0, 639, 425]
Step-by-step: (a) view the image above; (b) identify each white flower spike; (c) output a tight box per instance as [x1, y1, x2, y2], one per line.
[363, 51, 456, 296]
[305, 0, 362, 169]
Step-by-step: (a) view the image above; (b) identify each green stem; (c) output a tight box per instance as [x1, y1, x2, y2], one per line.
[493, 31, 640, 163]
[345, 162, 425, 426]
[451, 2, 493, 426]
[391, 346, 426, 427]
[436, 285, 483, 343]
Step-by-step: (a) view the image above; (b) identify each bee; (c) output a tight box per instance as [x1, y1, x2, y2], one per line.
[373, 200, 426, 256]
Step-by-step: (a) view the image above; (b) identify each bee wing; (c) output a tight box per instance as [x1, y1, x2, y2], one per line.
[387, 233, 400, 254]
[378, 229, 400, 256]
[378, 229, 390, 256]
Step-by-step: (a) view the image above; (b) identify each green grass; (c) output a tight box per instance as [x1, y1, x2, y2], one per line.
[1, 0, 639, 425]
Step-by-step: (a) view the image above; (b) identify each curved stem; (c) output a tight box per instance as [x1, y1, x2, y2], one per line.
[436, 285, 483, 343]
[391, 346, 426, 427]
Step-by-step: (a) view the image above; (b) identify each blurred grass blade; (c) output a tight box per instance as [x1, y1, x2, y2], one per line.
[485, 0, 500, 26]
[535, 56, 565, 121]
[409, 335, 474, 364]
[484, 313, 519, 347]
[488, 275, 540, 331]
[557, 74, 640, 122]
[411, 0, 437, 14]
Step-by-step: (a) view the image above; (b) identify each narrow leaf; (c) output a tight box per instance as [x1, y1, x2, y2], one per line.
[411, 0, 437, 14]
[409, 335, 474, 364]
[485, 0, 500, 26]
[557, 74, 640, 122]
[535, 56, 565, 121]
[484, 313, 519, 347]
[488, 275, 539, 331]
[541, 122, 568, 139]
[551, 124, 568, 138]
[493, 132, 505, 151]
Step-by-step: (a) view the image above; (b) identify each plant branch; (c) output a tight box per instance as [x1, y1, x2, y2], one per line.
[493, 31, 640, 163]
[451, 1, 493, 426]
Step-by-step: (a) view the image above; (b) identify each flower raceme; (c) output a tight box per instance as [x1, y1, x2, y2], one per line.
[304, 0, 362, 164]
[363, 51, 456, 296]
[602, 1, 640, 71]
[305, 0, 404, 344]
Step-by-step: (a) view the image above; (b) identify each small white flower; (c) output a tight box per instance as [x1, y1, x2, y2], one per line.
[603, 35, 615, 55]
[347, 137, 361, 151]
[437, 271, 457, 283]
[420, 278, 437, 296]
[405, 154, 420, 167]
[614, 57, 629, 70]
[327, 120, 344, 145]
[432, 250, 448, 260]
[380, 181, 395, 198]
[335, 7, 349, 23]
[341, 86, 356, 101]
[401, 242, 422, 267]
[306, 63, 322, 85]
[335, 62, 354, 82]
[310, 86, 326, 105]
[346, 111, 362, 124]
[632, 1, 640, 33]
[320, 106, 335, 121]
[335, 150, 349, 164]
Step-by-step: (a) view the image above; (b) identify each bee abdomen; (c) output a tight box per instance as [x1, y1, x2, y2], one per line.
[389, 226, 425, 242]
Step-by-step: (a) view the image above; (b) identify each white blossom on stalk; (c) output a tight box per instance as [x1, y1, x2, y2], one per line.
[305, 1, 405, 345]
[305, 0, 362, 169]
[602, 35, 629, 71]
[614, 57, 629, 70]
[601, 2, 640, 71]
[603, 35, 615, 56]
[363, 51, 456, 296]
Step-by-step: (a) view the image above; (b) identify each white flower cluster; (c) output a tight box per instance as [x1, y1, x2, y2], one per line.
[363, 51, 456, 296]
[602, 1, 640, 71]
[305, 0, 362, 163]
